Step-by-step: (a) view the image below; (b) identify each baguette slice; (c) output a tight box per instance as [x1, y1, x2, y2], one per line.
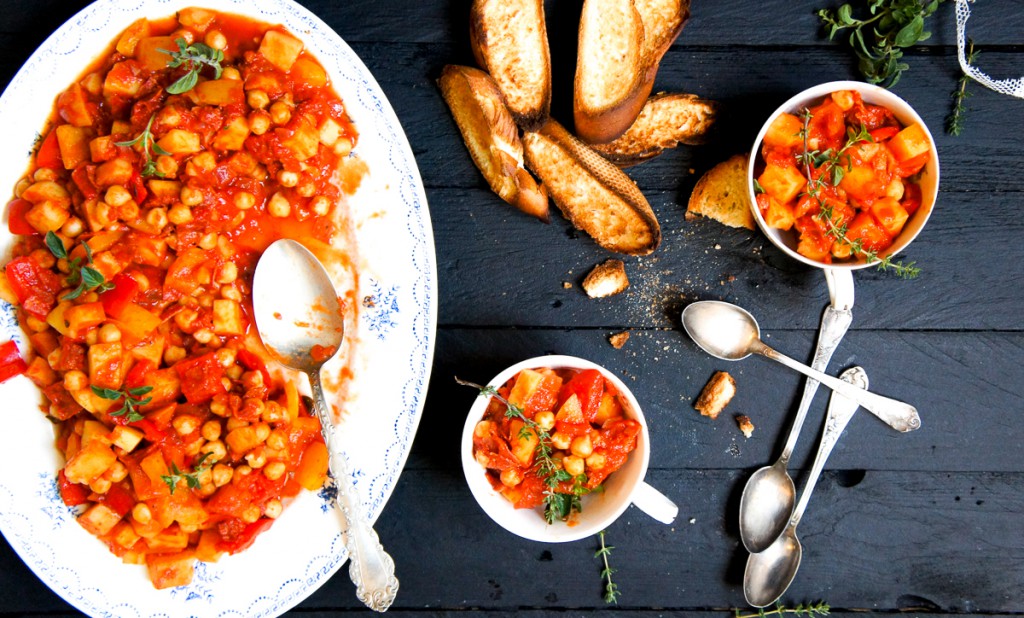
[470, 0, 551, 131]
[635, 0, 690, 64]
[574, 0, 650, 145]
[439, 65, 549, 221]
[523, 119, 661, 255]
[593, 93, 717, 166]
[686, 154, 756, 230]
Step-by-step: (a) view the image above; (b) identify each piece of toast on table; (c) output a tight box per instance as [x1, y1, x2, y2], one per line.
[439, 64, 549, 221]
[686, 153, 756, 230]
[470, 0, 551, 131]
[523, 119, 661, 255]
[593, 92, 717, 166]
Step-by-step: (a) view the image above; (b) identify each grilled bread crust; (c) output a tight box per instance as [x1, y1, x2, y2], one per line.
[593, 92, 717, 166]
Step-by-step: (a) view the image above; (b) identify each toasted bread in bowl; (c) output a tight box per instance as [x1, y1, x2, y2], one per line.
[439, 64, 549, 221]
[523, 119, 661, 255]
[748, 80, 939, 271]
[470, 0, 551, 131]
[593, 92, 716, 166]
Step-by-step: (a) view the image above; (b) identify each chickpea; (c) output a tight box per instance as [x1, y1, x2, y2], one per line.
[33, 168, 58, 182]
[585, 452, 607, 470]
[263, 461, 287, 482]
[249, 111, 271, 135]
[145, 207, 168, 231]
[233, 191, 255, 210]
[212, 463, 233, 487]
[164, 345, 187, 365]
[550, 431, 571, 451]
[240, 504, 261, 524]
[201, 420, 223, 442]
[204, 30, 227, 50]
[886, 177, 905, 201]
[24, 315, 49, 333]
[246, 89, 270, 110]
[170, 29, 195, 45]
[267, 192, 291, 217]
[97, 323, 122, 343]
[264, 498, 283, 519]
[225, 417, 249, 432]
[192, 328, 215, 344]
[105, 185, 132, 208]
[89, 477, 112, 494]
[261, 402, 287, 424]
[254, 422, 271, 442]
[84, 329, 99, 346]
[221, 67, 241, 81]
[47, 349, 62, 370]
[500, 467, 523, 487]
[198, 232, 219, 250]
[296, 182, 315, 198]
[232, 465, 253, 483]
[63, 370, 88, 392]
[474, 451, 490, 467]
[245, 448, 267, 469]
[570, 434, 594, 458]
[563, 455, 585, 477]
[117, 200, 140, 221]
[832, 89, 855, 111]
[534, 411, 556, 433]
[226, 365, 244, 380]
[61, 216, 84, 237]
[168, 203, 193, 225]
[189, 152, 217, 173]
[214, 347, 237, 367]
[277, 170, 299, 187]
[266, 429, 288, 451]
[200, 439, 227, 462]
[310, 195, 331, 216]
[180, 185, 204, 207]
[214, 261, 238, 285]
[30, 248, 56, 269]
[155, 155, 178, 178]
[334, 137, 353, 157]
[132, 503, 153, 525]
[172, 414, 200, 436]
[103, 461, 128, 483]
[269, 101, 292, 125]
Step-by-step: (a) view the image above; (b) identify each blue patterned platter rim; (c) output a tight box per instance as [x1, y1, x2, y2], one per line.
[0, 0, 437, 616]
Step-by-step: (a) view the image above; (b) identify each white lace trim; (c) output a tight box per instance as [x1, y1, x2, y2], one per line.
[955, 0, 1024, 97]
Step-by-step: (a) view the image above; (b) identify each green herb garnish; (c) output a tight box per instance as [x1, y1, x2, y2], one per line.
[817, 0, 944, 88]
[115, 114, 169, 178]
[798, 109, 921, 278]
[734, 600, 831, 617]
[457, 377, 597, 524]
[45, 231, 114, 300]
[947, 38, 977, 136]
[91, 385, 153, 422]
[160, 454, 212, 495]
[595, 530, 620, 604]
[160, 37, 224, 94]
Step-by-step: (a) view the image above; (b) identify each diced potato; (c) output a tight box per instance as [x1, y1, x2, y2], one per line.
[507, 368, 545, 409]
[90, 135, 119, 162]
[280, 117, 320, 161]
[139, 451, 172, 493]
[103, 61, 145, 99]
[225, 426, 262, 454]
[21, 180, 69, 203]
[291, 57, 327, 88]
[318, 118, 341, 147]
[212, 299, 246, 335]
[69, 386, 115, 415]
[762, 195, 796, 231]
[24, 356, 58, 387]
[555, 393, 585, 425]
[258, 30, 304, 71]
[758, 163, 806, 205]
[147, 525, 190, 551]
[243, 72, 285, 98]
[139, 369, 182, 407]
[147, 179, 183, 201]
[79, 503, 123, 536]
[110, 425, 145, 453]
[95, 157, 134, 188]
[67, 302, 107, 338]
[157, 130, 202, 155]
[195, 530, 224, 563]
[110, 521, 142, 551]
[55, 125, 93, 170]
[509, 419, 538, 466]
[762, 113, 803, 150]
[887, 123, 931, 163]
[594, 392, 623, 425]
[88, 340, 125, 390]
[870, 197, 910, 237]
[295, 440, 328, 490]
[146, 551, 196, 590]
[57, 84, 94, 128]
[846, 211, 891, 253]
[838, 164, 885, 203]
[212, 116, 250, 151]
[25, 200, 70, 233]
[65, 441, 118, 484]
[81, 419, 110, 448]
[129, 336, 165, 366]
[194, 79, 244, 106]
[116, 18, 152, 56]
[796, 231, 832, 262]
[135, 37, 177, 72]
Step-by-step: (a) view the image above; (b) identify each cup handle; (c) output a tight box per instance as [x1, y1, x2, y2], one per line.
[631, 481, 678, 524]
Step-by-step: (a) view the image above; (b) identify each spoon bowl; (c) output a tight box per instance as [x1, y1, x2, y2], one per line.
[253, 239, 398, 612]
[739, 460, 795, 553]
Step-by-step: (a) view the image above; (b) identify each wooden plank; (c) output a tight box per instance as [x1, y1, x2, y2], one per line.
[428, 185, 1024, 331]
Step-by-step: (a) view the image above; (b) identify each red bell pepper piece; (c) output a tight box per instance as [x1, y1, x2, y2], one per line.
[174, 352, 227, 404]
[5, 256, 63, 318]
[236, 348, 272, 386]
[71, 166, 99, 200]
[100, 482, 135, 517]
[124, 358, 156, 389]
[216, 518, 275, 554]
[559, 369, 605, 423]
[99, 272, 140, 318]
[57, 470, 90, 506]
[895, 152, 930, 178]
[6, 199, 37, 235]
[0, 341, 27, 384]
[34, 128, 62, 170]
[868, 126, 899, 142]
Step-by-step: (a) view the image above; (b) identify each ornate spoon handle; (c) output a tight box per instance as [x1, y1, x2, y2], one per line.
[310, 370, 399, 612]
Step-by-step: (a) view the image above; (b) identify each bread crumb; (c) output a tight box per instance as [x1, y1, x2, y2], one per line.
[694, 371, 736, 420]
[562, 281, 573, 289]
[582, 259, 629, 298]
[609, 331, 630, 349]
[736, 414, 754, 438]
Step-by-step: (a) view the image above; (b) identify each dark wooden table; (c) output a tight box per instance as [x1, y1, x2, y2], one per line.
[2, 1, 1023, 616]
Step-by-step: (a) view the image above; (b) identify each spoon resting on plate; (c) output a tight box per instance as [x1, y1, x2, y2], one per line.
[253, 239, 398, 612]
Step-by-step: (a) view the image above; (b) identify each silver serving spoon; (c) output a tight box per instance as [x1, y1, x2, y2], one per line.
[681, 300, 920, 432]
[744, 366, 868, 607]
[253, 239, 398, 612]
[738, 270, 854, 553]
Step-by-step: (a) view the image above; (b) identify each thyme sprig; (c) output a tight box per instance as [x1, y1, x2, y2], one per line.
[115, 113, 169, 177]
[45, 231, 113, 301]
[160, 37, 224, 94]
[734, 600, 831, 617]
[947, 38, 977, 136]
[91, 384, 153, 422]
[798, 109, 921, 278]
[161, 453, 212, 495]
[595, 530, 620, 604]
[457, 376, 593, 524]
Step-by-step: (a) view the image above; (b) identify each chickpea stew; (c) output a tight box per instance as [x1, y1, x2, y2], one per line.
[0, 7, 359, 589]
[472, 367, 641, 524]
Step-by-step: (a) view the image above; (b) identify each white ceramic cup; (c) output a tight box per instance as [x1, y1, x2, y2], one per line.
[460, 355, 678, 542]
[747, 80, 940, 271]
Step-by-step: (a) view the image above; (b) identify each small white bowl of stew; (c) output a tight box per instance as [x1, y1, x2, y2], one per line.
[460, 355, 677, 543]
[748, 81, 940, 271]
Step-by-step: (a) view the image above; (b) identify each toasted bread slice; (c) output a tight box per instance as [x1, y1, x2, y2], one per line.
[574, 0, 651, 145]
[470, 0, 551, 131]
[439, 65, 549, 221]
[686, 154, 756, 230]
[694, 370, 736, 420]
[582, 259, 630, 298]
[523, 119, 660, 255]
[635, 0, 690, 63]
[593, 93, 717, 166]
